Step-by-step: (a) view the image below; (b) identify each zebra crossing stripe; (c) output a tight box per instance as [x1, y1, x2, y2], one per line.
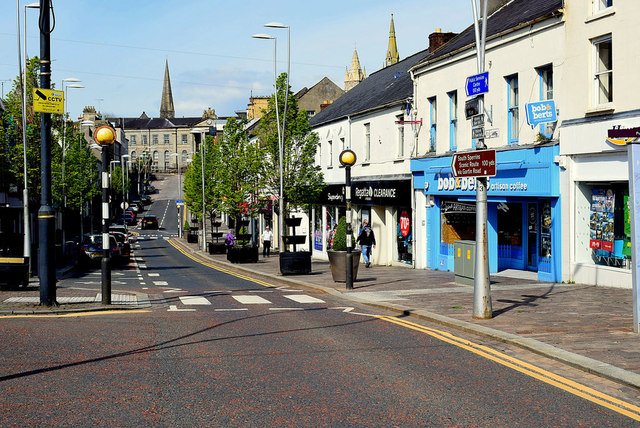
[179, 296, 211, 305]
[284, 295, 325, 304]
[232, 295, 271, 305]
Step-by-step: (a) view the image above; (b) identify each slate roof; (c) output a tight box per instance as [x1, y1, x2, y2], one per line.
[121, 117, 203, 129]
[413, 0, 563, 71]
[310, 0, 563, 128]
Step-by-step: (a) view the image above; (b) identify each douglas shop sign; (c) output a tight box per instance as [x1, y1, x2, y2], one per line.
[436, 174, 529, 193]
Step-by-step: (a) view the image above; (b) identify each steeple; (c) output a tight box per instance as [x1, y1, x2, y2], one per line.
[344, 47, 366, 92]
[384, 13, 399, 67]
[160, 59, 175, 119]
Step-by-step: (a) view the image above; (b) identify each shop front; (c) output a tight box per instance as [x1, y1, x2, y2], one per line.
[411, 143, 561, 282]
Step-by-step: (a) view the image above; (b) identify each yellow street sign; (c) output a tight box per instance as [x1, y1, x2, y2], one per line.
[32, 88, 64, 114]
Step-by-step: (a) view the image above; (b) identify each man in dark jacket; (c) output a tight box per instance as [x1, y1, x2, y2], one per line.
[356, 219, 376, 267]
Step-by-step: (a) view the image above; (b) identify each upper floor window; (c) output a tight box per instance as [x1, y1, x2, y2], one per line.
[364, 123, 371, 161]
[130, 135, 136, 145]
[506, 74, 519, 144]
[181, 134, 188, 144]
[593, 35, 613, 106]
[428, 97, 437, 152]
[396, 115, 405, 158]
[164, 134, 170, 145]
[593, 0, 613, 14]
[327, 140, 333, 167]
[448, 91, 458, 151]
[537, 65, 554, 138]
[142, 135, 148, 146]
[152, 134, 158, 145]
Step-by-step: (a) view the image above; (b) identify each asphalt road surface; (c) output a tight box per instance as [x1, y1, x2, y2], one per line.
[1, 174, 639, 426]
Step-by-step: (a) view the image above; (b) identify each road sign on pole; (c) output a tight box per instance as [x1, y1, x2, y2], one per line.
[451, 150, 496, 178]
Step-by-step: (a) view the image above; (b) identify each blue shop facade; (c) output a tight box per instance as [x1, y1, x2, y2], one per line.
[411, 143, 561, 282]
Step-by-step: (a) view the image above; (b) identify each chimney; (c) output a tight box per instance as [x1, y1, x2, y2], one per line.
[428, 29, 457, 54]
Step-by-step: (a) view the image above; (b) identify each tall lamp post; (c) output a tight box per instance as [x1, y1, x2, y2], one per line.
[339, 149, 357, 290]
[16, 1, 40, 277]
[264, 22, 290, 151]
[253, 32, 284, 253]
[170, 152, 183, 237]
[121, 154, 130, 209]
[110, 160, 120, 219]
[95, 125, 116, 305]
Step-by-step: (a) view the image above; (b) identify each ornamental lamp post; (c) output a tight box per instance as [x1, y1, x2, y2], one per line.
[339, 149, 357, 290]
[95, 125, 116, 305]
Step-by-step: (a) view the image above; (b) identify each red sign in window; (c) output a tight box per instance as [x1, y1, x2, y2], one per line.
[400, 209, 410, 237]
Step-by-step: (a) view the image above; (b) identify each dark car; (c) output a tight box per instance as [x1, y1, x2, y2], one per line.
[110, 231, 131, 261]
[79, 234, 120, 266]
[109, 224, 127, 235]
[141, 215, 159, 230]
[140, 194, 152, 205]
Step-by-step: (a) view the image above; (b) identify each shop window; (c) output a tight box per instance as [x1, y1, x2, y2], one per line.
[397, 208, 412, 263]
[440, 200, 475, 255]
[593, 35, 613, 106]
[314, 206, 323, 251]
[589, 185, 630, 269]
[448, 91, 458, 151]
[326, 208, 337, 250]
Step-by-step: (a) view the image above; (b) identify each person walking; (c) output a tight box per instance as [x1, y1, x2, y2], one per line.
[261, 225, 273, 257]
[356, 219, 376, 267]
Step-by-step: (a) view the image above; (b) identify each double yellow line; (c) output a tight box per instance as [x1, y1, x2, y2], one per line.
[378, 315, 640, 421]
[168, 239, 278, 289]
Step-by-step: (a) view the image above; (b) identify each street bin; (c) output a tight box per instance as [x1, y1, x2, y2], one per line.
[454, 240, 475, 285]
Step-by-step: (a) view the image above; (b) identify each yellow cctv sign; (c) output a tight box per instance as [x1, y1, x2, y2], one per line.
[33, 88, 64, 114]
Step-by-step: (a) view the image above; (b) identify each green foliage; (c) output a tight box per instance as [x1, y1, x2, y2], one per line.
[257, 73, 324, 214]
[184, 220, 190, 230]
[331, 216, 347, 251]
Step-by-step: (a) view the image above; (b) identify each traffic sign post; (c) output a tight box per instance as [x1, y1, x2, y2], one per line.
[465, 71, 489, 97]
[451, 150, 496, 178]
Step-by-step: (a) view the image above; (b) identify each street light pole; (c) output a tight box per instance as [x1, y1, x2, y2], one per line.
[17, 1, 40, 278]
[253, 33, 283, 253]
[121, 154, 130, 212]
[339, 149, 357, 290]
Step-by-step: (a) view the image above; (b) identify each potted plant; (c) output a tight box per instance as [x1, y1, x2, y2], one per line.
[227, 219, 259, 263]
[327, 216, 361, 282]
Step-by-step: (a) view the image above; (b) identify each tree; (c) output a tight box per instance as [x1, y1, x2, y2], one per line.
[183, 136, 216, 224]
[257, 73, 324, 214]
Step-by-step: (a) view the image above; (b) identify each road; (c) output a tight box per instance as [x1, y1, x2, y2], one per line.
[0, 174, 638, 426]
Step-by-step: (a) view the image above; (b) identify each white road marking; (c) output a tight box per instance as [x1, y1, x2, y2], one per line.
[284, 295, 325, 304]
[168, 305, 196, 312]
[179, 296, 211, 305]
[161, 287, 185, 293]
[232, 295, 271, 305]
[148, 273, 160, 277]
[153, 281, 169, 286]
[215, 308, 249, 312]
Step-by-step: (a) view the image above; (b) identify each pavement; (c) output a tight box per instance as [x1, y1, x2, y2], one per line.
[3, 236, 640, 394]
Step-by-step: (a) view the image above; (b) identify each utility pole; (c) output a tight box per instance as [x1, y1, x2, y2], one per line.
[38, 0, 55, 306]
[471, 0, 492, 319]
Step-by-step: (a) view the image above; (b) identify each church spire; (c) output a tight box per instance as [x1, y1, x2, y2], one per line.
[384, 13, 399, 67]
[160, 59, 175, 119]
[344, 46, 366, 91]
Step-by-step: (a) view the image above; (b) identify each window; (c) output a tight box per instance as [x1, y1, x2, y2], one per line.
[131, 151, 136, 161]
[396, 115, 405, 158]
[181, 150, 188, 164]
[164, 134, 170, 145]
[142, 135, 147, 146]
[593, 0, 613, 13]
[537, 65, 555, 138]
[130, 135, 136, 145]
[428, 97, 437, 151]
[181, 134, 187, 144]
[448, 91, 458, 151]
[327, 140, 333, 167]
[164, 151, 170, 162]
[364, 123, 371, 161]
[506, 74, 519, 144]
[594, 35, 613, 106]
[152, 135, 158, 145]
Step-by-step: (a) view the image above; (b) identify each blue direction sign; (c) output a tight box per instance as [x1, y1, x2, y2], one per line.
[465, 72, 489, 97]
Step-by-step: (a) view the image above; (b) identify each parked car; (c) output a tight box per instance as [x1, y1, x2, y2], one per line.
[143, 185, 155, 194]
[129, 200, 144, 213]
[140, 194, 152, 205]
[109, 224, 127, 235]
[141, 215, 159, 230]
[110, 231, 131, 261]
[79, 234, 120, 266]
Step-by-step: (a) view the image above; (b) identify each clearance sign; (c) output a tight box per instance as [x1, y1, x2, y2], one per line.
[33, 88, 64, 114]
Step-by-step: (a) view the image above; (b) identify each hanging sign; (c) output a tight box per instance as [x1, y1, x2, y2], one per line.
[33, 88, 64, 114]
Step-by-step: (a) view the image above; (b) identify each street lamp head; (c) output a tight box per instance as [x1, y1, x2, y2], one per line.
[25, 2, 39, 8]
[339, 149, 357, 167]
[264, 22, 288, 29]
[63, 77, 81, 83]
[66, 84, 84, 89]
[94, 125, 116, 146]
[252, 33, 275, 40]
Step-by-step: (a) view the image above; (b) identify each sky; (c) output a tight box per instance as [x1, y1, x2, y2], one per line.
[0, 0, 473, 121]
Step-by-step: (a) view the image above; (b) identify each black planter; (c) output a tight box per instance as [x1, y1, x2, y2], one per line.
[284, 217, 302, 227]
[279, 251, 312, 275]
[327, 250, 361, 282]
[186, 231, 199, 243]
[227, 245, 259, 263]
[208, 242, 227, 255]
